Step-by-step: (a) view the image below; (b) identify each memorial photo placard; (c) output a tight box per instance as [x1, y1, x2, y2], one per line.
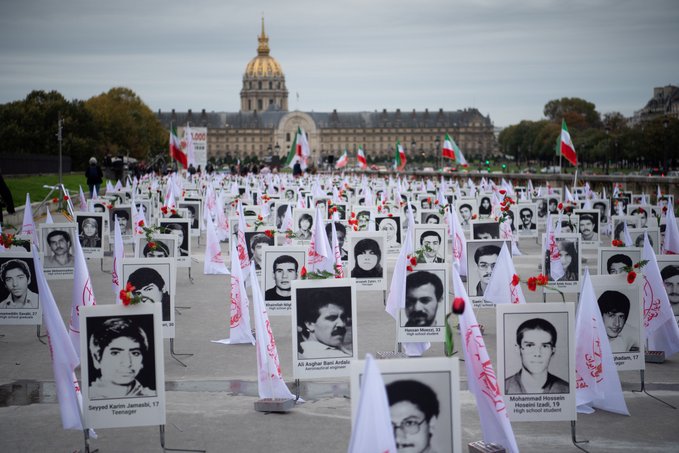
[497, 302, 576, 422]
[244, 230, 275, 275]
[75, 212, 106, 259]
[398, 264, 448, 342]
[158, 218, 191, 268]
[375, 215, 402, 255]
[542, 233, 581, 293]
[133, 234, 178, 259]
[597, 247, 641, 276]
[80, 303, 165, 429]
[514, 203, 538, 238]
[456, 198, 477, 230]
[261, 246, 306, 315]
[177, 200, 201, 236]
[471, 220, 500, 240]
[88, 200, 110, 237]
[574, 209, 600, 248]
[121, 258, 176, 338]
[628, 228, 659, 252]
[590, 275, 644, 371]
[0, 251, 41, 325]
[110, 205, 134, 243]
[413, 225, 448, 263]
[466, 239, 510, 308]
[350, 357, 462, 453]
[291, 278, 357, 379]
[291, 208, 315, 245]
[39, 223, 77, 280]
[347, 231, 387, 291]
[657, 255, 679, 326]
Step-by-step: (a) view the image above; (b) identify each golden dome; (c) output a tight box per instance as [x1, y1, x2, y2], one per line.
[244, 18, 284, 78]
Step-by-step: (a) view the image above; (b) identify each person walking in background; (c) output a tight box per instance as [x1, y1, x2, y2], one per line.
[85, 157, 103, 198]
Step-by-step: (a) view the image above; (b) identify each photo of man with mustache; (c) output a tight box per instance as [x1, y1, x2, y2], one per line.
[403, 270, 443, 327]
[297, 289, 352, 359]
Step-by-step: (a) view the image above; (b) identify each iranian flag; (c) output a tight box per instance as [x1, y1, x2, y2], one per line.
[169, 125, 187, 168]
[394, 140, 406, 171]
[357, 146, 368, 169]
[559, 119, 578, 166]
[335, 149, 349, 169]
[284, 127, 310, 170]
[442, 133, 468, 167]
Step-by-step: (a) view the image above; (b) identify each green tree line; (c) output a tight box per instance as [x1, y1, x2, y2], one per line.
[498, 97, 679, 173]
[0, 87, 167, 170]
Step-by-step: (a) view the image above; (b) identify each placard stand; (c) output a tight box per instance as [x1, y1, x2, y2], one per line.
[37, 325, 47, 344]
[159, 425, 205, 453]
[570, 421, 589, 452]
[77, 428, 97, 453]
[100, 258, 110, 273]
[633, 370, 677, 409]
[169, 338, 193, 367]
[187, 267, 194, 284]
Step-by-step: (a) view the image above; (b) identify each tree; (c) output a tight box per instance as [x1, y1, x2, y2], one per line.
[543, 97, 602, 130]
[84, 87, 166, 161]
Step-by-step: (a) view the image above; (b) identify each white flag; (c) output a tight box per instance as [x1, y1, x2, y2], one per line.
[385, 226, 414, 320]
[307, 206, 335, 274]
[45, 206, 54, 224]
[250, 263, 296, 399]
[544, 214, 565, 281]
[78, 186, 88, 212]
[330, 221, 345, 278]
[347, 354, 397, 453]
[21, 193, 39, 249]
[236, 200, 251, 279]
[642, 234, 679, 357]
[453, 267, 518, 452]
[662, 207, 679, 254]
[483, 242, 526, 305]
[112, 214, 124, 302]
[575, 269, 629, 415]
[33, 248, 83, 430]
[68, 237, 96, 357]
[204, 216, 230, 275]
[449, 206, 467, 277]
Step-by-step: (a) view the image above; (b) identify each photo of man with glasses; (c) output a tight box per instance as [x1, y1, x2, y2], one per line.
[386, 379, 440, 453]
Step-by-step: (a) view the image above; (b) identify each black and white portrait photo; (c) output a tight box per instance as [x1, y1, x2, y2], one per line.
[497, 303, 575, 422]
[376, 215, 401, 255]
[245, 231, 275, 271]
[597, 248, 641, 276]
[292, 279, 357, 379]
[0, 253, 41, 325]
[657, 256, 679, 323]
[574, 209, 600, 247]
[262, 246, 306, 314]
[325, 221, 348, 261]
[515, 204, 538, 237]
[348, 233, 387, 291]
[80, 303, 165, 429]
[110, 206, 133, 236]
[457, 199, 477, 228]
[590, 276, 643, 371]
[292, 208, 315, 242]
[628, 227, 659, 253]
[134, 234, 178, 259]
[399, 266, 448, 342]
[541, 234, 581, 292]
[39, 223, 77, 279]
[350, 357, 462, 453]
[471, 221, 500, 240]
[121, 258, 176, 338]
[413, 225, 447, 263]
[466, 240, 503, 299]
[178, 200, 201, 234]
[76, 212, 105, 258]
[158, 218, 191, 267]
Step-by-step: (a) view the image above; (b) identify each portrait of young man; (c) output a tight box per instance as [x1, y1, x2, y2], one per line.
[416, 231, 445, 263]
[325, 221, 348, 261]
[598, 248, 641, 277]
[660, 263, 679, 318]
[458, 203, 473, 227]
[159, 220, 190, 259]
[246, 232, 274, 270]
[578, 213, 598, 242]
[44, 229, 75, 268]
[0, 258, 39, 309]
[86, 314, 157, 400]
[471, 244, 500, 297]
[111, 208, 132, 235]
[598, 290, 640, 353]
[126, 267, 171, 322]
[471, 221, 500, 240]
[518, 206, 537, 231]
[402, 270, 444, 328]
[265, 255, 299, 301]
[505, 317, 569, 395]
[386, 379, 441, 453]
[296, 287, 353, 360]
[607, 254, 633, 275]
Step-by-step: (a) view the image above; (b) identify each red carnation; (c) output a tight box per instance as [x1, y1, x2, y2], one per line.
[52, 197, 59, 203]
[264, 230, 274, 238]
[499, 189, 506, 195]
[527, 277, 537, 292]
[612, 239, 623, 247]
[536, 273, 548, 286]
[410, 256, 418, 266]
[406, 265, 413, 272]
[300, 266, 307, 278]
[511, 274, 520, 287]
[63, 195, 70, 201]
[452, 297, 465, 314]
[558, 202, 563, 210]
[137, 220, 145, 227]
[627, 271, 637, 284]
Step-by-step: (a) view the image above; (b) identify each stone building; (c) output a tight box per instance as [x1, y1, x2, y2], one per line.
[157, 20, 497, 167]
[630, 85, 679, 125]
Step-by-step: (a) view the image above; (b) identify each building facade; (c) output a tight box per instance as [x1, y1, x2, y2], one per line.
[157, 21, 497, 167]
[630, 85, 679, 125]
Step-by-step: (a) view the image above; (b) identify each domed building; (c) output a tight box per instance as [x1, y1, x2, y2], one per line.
[240, 18, 288, 113]
[158, 20, 497, 169]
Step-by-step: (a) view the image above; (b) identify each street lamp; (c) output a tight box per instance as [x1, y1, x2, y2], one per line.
[435, 136, 441, 170]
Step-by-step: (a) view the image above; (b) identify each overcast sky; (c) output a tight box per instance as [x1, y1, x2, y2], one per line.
[1, 0, 677, 127]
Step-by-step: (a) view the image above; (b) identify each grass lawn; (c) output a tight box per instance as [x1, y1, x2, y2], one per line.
[5, 173, 113, 205]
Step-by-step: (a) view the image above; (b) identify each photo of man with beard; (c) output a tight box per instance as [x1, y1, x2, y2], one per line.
[403, 271, 444, 327]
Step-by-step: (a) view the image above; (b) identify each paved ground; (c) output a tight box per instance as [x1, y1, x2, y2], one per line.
[1, 221, 678, 452]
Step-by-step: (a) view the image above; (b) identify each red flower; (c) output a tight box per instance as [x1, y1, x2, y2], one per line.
[627, 271, 637, 284]
[387, 213, 393, 217]
[257, 215, 263, 221]
[633, 262, 640, 269]
[161, 206, 169, 214]
[148, 241, 157, 249]
[106, 204, 113, 209]
[137, 220, 145, 227]
[499, 189, 506, 195]
[52, 197, 59, 203]
[557, 202, 563, 210]
[452, 297, 465, 314]
[612, 239, 623, 247]
[410, 256, 418, 266]
[350, 212, 356, 218]
[125, 282, 135, 292]
[264, 230, 274, 238]
[527, 277, 537, 292]
[300, 266, 307, 278]
[63, 195, 70, 201]
[406, 265, 414, 272]
[377, 205, 382, 212]
[536, 273, 548, 286]
[471, 214, 478, 220]
[511, 274, 520, 287]
[434, 199, 439, 205]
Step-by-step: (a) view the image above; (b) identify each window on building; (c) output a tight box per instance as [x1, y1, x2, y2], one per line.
[269, 81, 272, 89]
[258, 99, 263, 110]
[258, 81, 262, 89]
[286, 133, 290, 142]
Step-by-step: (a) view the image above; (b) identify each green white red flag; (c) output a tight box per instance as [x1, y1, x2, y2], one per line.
[559, 119, 578, 166]
[335, 149, 349, 169]
[169, 125, 187, 168]
[394, 140, 406, 171]
[442, 133, 468, 167]
[284, 127, 310, 170]
[356, 146, 368, 169]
